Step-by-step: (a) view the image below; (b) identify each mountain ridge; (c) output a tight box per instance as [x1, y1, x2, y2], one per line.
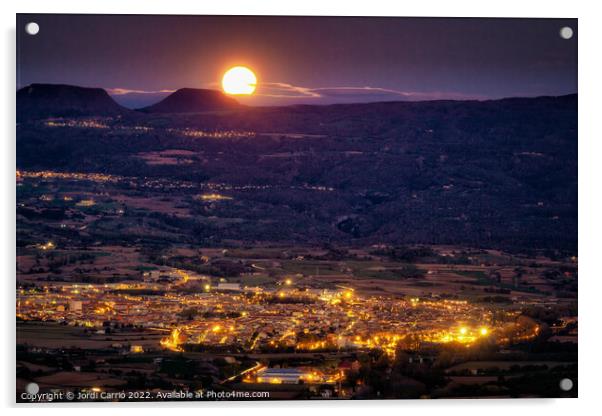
[17, 83, 577, 119]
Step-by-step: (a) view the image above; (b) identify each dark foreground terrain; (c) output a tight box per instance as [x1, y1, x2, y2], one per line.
[16, 85, 577, 401]
[17, 85, 577, 252]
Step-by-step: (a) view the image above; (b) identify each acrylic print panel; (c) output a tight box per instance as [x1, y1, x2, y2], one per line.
[16, 14, 577, 402]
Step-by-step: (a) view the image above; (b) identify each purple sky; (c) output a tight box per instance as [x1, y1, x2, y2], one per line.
[17, 14, 577, 108]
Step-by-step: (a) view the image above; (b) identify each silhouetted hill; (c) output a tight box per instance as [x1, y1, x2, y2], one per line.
[138, 88, 239, 113]
[17, 84, 127, 122]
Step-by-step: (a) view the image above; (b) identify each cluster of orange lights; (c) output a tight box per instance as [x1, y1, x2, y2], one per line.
[196, 193, 233, 201]
[430, 325, 491, 346]
[160, 328, 186, 352]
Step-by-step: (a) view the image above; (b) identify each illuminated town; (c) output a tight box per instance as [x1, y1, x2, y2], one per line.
[17, 270, 549, 394]
[18, 277, 539, 357]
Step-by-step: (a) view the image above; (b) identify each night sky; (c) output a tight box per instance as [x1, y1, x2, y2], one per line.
[17, 14, 577, 108]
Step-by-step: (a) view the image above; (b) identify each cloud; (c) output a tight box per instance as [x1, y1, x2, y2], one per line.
[257, 82, 322, 99]
[106, 88, 176, 96]
[256, 82, 485, 102]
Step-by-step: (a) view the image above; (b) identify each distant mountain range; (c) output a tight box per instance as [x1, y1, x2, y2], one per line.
[109, 90, 172, 109]
[16, 84, 241, 121]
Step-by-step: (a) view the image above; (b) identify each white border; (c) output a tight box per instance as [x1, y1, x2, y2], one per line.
[3, 1, 601, 415]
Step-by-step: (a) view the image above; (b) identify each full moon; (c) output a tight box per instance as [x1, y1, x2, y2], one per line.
[222, 66, 257, 95]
